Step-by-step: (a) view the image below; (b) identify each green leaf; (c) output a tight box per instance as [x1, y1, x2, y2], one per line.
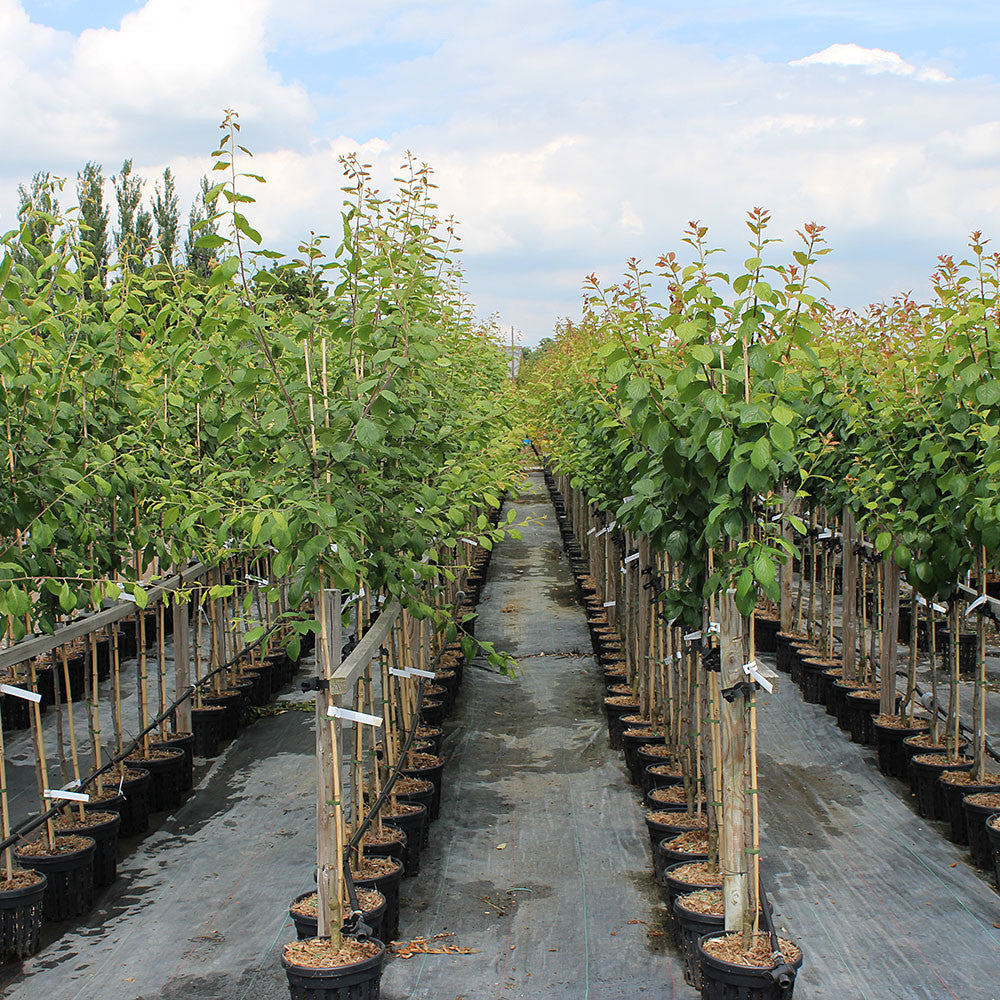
[750, 436, 771, 471]
[690, 343, 715, 365]
[768, 423, 794, 452]
[706, 426, 732, 462]
[209, 256, 240, 287]
[875, 531, 892, 554]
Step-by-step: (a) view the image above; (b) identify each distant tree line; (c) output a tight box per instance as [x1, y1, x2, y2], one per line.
[12, 159, 221, 291]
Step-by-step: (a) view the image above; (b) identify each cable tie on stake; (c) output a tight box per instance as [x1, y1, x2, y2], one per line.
[327, 705, 383, 727]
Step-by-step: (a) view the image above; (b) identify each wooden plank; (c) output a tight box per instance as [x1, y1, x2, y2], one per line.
[316, 589, 342, 939]
[841, 507, 858, 682]
[0, 561, 212, 671]
[880, 559, 900, 715]
[779, 489, 794, 633]
[173, 598, 191, 733]
[330, 598, 402, 698]
[719, 588, 751, 935]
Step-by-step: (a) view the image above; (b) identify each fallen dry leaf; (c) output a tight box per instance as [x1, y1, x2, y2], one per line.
[496, 843, 507, 850]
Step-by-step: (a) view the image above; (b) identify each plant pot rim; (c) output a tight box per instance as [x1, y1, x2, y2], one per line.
[281, 936, 386, 976]
[697, 929, 803, 975]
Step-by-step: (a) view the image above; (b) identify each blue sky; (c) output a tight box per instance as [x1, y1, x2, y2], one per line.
[6, 1, 1000, 343]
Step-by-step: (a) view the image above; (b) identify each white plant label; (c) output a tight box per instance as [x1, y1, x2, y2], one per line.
[624, 552, 640, 564]
[410, 667, 435, 679]
[603, 600, 616, 608]
[684, 630, 702, 642]
[966, 594, 989, 616]
[44, 788, 90, 803]
[389, 667, 411, 678]
[817, 530, 832, 540]
[118, 592, 138, 604]
[0, 683, 41, 703]
[461, 537, 478, 546]
[743, 660, 774, 694]
[327, 706, 383, 727]
[245, 574, 269, 586]
[707, 622, 720, 634]
[586, 527, 597, 536]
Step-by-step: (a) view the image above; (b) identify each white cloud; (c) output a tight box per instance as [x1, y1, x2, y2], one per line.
[3, 2, 1000, 345]
[791, 42, 951, 82]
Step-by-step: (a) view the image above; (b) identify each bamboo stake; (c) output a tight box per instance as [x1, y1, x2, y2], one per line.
[27, 661, 56, 850]
[59, 646, 84, 819]
[0, 713, 13, 878]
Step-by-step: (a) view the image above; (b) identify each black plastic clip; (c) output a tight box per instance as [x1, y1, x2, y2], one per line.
[341, 910, 373, 941]
[701, 647, 721, 672]
[300, 676, 330, 693]
[721, 681, 756, 702]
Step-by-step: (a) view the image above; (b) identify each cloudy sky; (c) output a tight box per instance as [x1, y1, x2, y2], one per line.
[4, 1, 1000, 343]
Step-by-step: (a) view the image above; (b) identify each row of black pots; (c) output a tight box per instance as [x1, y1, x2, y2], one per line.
[0, 632, 316, 965]
[279, 596, 489, 999]
[778, 622, 1000, 890]
[541, 467, 803, 999]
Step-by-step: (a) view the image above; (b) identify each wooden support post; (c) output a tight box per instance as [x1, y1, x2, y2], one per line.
[880, 559, 901, 716]
[841, 508, 858, 683]
[173, 598, 191, 734]
[719, 588, 754, 941]
[316, 588, 343, 942]
[779, 488, 794, 633]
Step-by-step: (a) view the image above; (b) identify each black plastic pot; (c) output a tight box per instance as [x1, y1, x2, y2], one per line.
[755, 616, 780, 654]
[282, 936, 385, 1000]
[231, 679, 255, 726]
[644, 813, 706, 851]
[152, 732, 195, 791]
[353, 859, 403, 941]
[654, 840, 707, 887]
[0, 683, 31, 731]
[382, 804, 427, 876]
[15, 837, 96, 921]
[832, 680, 864, 732]
[697, 931, 802, 1000]
[963, 794, 1000, 868]
[203, 691, 242, 741]
[55, 811, 121, 888]
[95, 636, 111, 681]
[604, 699, 640, 749]
[819, 669, 841, 715]
[988, 814, 1000, 889]
[636, 748, 674, 789]
[910, 755, 973, 820]
[0, 872, 46, 962]
[622, 727, 659, 784]
[192, 705, 226, 757]
[902, 736, 966, 795]
[872, 719, 929, 779]
[289, 890, 387, 943]
[394, 782, 433, 847]
[674, 895, 723, 988]
[797, 656, 835, 706]
[242, 667, 270, 707]
[400, 757, 444, 821]
[663, 862, 721, 917]
[34, 665, 55, 710]
[419, 698, 445, 727]
[127, 747, 186, 812]
[845, 690, 881, 745]
[642, 762, 683, 794]
[775, 632, 804, 673]
[359, 825, 408, 868]
[101, 767, 152, 837]
[415, 727, 443, 756]
[939, 777, 1000, 844]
